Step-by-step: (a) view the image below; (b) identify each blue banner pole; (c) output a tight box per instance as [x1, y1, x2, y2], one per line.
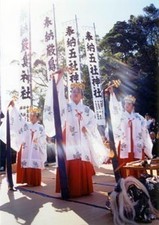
[52, 77, 69, 199]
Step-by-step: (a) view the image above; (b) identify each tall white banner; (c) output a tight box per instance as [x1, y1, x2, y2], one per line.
[63, 20, 81, 97]
[84, 27, 105, 126]
[19, 3, 32, 120]
[43, 6, 58, 79]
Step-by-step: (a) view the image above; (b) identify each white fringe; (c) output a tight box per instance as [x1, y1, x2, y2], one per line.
[110, 176, 159, 225]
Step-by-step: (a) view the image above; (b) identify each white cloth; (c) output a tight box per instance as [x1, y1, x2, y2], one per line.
[109, 93, 153, 159]
[64, 101, 109, 166]
[3, 106, 47, 169]
[43, 78, 66, 137]
[43, 78, 109, 167]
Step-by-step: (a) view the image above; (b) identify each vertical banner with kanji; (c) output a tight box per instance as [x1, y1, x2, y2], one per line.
[84, 27, 105, 126]
[43, 6, 69, 199]
[19, 3, 32, 120]
[63, 19, 81, 98]
[43, 5, 58, 79]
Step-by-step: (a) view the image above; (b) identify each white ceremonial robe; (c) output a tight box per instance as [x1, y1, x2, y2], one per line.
[109, 93, 153, 159]
[63, 101, 108, 166]
[43, 77, 110, 196]
[9, 106, 47, 169]
[43, 79, 109, 167]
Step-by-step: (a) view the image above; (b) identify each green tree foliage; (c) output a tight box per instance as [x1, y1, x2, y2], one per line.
[99, 4, 159, 118]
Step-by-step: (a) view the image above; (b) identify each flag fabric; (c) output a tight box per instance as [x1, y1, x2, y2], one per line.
[43, 74, 69, 199]
[42, 4, 59, 137]
[19, 2, 32, 120]
[0, 105, 25, 152]
[84, 27, 105, 126]
[63, 19, 81, 98]
[43, 5, 58, 79]
[43, 74, 65, 137]
[52, 77, 69, 199]
[43, 80, 55, 137]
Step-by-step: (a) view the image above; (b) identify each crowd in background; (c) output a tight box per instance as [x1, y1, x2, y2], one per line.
[145, 113, 159, 158]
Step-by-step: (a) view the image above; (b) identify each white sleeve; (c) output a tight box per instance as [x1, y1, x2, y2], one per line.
[141, 118, 153, 158]
[37, 125, 47, 165]
[9, 106, 27, 151]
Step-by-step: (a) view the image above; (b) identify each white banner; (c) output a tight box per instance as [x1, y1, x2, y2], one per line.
[84, 27, 105, 125]
[63, 20, 81, 97]
[19, 3, 32, 120]
[43, 7, 58, 79]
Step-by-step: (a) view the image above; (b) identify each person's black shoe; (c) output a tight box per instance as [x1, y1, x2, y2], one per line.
[105, 199, 111, 211]
[8, 186, 17, 191]
[44, 162, 49, 167]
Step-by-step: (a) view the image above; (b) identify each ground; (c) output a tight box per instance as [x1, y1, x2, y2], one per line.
[0, 163, 159, 225]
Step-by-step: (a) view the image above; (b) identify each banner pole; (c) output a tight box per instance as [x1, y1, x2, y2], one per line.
[6, 110, 16, 191]
[52, 77, 69, 199]
[103, 91, 121, 183]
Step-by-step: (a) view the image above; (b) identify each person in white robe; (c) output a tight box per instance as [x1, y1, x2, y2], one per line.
[43, 71, 110, 197]
[7, 101, 47, 186]
[107, 86, 152, 177]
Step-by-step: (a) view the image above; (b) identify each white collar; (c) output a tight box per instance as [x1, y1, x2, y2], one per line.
[124, 110, 135, 119]
[71, 101, 83, 109]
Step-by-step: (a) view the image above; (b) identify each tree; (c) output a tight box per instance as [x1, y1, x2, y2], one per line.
[99, 4, 159, 118]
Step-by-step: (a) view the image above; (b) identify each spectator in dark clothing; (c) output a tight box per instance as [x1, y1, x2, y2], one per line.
[150, 131, 159, 158]
[145, 113, 153, 131]
[0, 110, 6, 171]
[149, 118, 158, 134]
[0, 140, 6, 171]
[0, 111, 17, 172]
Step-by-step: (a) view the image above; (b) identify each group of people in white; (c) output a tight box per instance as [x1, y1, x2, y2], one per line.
[0, 69, 154, 198]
